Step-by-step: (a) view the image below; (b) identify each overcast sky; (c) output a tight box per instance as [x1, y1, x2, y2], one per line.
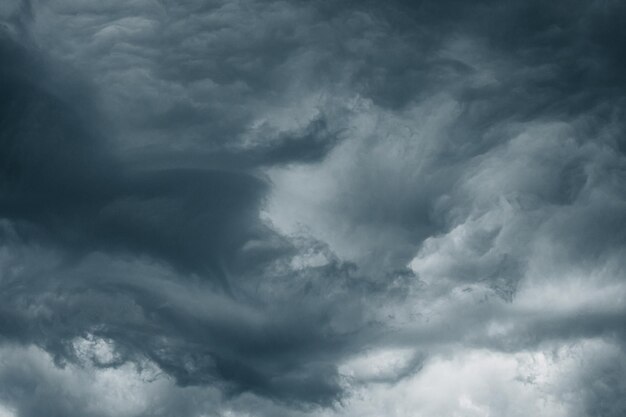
[1, 0, 626, 416]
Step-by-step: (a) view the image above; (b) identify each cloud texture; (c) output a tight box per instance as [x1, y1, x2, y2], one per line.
[1, 0, 626, 416]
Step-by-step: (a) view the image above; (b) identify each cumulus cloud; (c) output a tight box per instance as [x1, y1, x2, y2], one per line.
[1, 0, 626, 416]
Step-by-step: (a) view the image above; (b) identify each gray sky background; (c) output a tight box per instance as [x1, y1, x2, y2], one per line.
[1, 1, 626, 416]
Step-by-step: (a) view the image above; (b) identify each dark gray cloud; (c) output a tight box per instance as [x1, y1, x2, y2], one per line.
[0, 27, 353, 407]
[1, 0, 626, 416]
[0, 41, 266, 284]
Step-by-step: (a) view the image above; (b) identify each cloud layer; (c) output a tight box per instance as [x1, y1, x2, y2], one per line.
[1, 0, 626, 416]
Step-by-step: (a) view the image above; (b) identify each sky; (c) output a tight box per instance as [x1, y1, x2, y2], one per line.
[1, 0, 626, 416]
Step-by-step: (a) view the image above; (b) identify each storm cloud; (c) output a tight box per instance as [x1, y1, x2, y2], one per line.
[1, 0, 626, 416]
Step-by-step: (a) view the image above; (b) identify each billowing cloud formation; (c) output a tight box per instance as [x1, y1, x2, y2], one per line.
[1, 0, 626, 416]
